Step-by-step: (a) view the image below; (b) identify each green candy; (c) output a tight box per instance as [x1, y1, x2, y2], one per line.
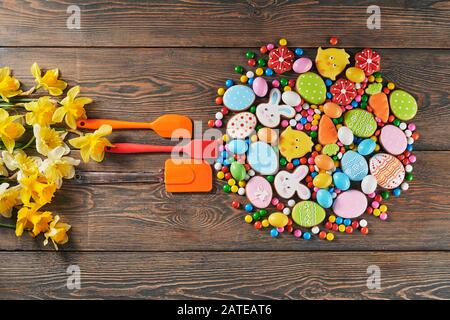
[230, 162, 246, 181]
[365, 83, 382, 95]
[292, 201, 326, 228]
[344, 109, 377, 138]
[296, 72, 326, 105]
[389, 89, 418, 121]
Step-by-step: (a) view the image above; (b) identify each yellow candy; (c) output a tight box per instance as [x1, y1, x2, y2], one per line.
[380, 205, 388, 212]
[284, 85, 291, 91]
[311, 120, 319, 126]
[222, 134, 229, 142]
[375, 145, 380, 152]
[311, 104, 318, 109]
[256, 68, 264, 76]
[240, 75, 248, 83]
[373, 208, 381, 216]
[231, 185, 239, 193]
[217, 87, 225, 96]
[338, 224, 346, 232]
[244, 215, 253, 223]
[217, 172, 224, 179]
[315, 144, 322, 152]
[279, 38, 288, 46]
[328, 215, 336, 223]
[313, 114, 321, 120]
[368, 75, 375, 82]
[387, 82, 395, 90]
[250, 134, 258, 142]
[313, 172, 332, 188]
[228, 179, 236, 186]
[268, 212, 289, 228]
[375, 77, 383, 83]
[238, 180, 246, 187]
[262, 219, 270, 228]
[326, 233, 335, 241]
[345, 67, 365, 83]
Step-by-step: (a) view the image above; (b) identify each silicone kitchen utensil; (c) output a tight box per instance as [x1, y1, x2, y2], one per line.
[105, 140, 219, 160]
[76, 114, 192, 138]
[164, 159, 212, 192]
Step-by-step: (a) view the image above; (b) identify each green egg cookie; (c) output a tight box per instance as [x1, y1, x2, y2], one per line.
[389, 89, 418, 121]
[292, 201, 326, 227]
[296, 72, 326, 105]
[344, 109, 377, 138]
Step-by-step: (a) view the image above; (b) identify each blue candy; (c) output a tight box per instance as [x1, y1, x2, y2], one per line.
[333, 172, 351, 191]
[317, 189, 333, 209]
[358, 138, 376, 156]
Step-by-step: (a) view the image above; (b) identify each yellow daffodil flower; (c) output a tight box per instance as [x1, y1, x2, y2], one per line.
[0, 157, 8, 176]
[18, 173, 56, 206]
[40, 146, 80, 188]
[52, 86, 91, 129]
[44, 215, 71, 250]
[2, 150, 41, 179]
[31, 63, 67, 96]
[0, 109, 25, 153]
[69, 124, 113, 163]
[33, 124, 69, 156]
[30, 210, 53, 237]
[24, 96, 56, 126]
[0, 183, 20, 218]
[15, 204, 39, 237]
[0, 66, 22, 102]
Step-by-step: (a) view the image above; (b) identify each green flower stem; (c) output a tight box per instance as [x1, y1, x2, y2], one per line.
[20, 136, 36, 150]
[0, 223, 15, 229]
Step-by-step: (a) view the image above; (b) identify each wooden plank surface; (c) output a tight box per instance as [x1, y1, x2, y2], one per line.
[1, 251, 449, 299]
[1, 151, 448, 251]
[1, 0, 449, 300]
[0, 0, 449, 48]
[0, 48, 448, 150]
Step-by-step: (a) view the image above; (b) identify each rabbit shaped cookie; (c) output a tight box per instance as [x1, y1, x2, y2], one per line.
[256, 88, 295, 128]
[274, 165, 311, 200]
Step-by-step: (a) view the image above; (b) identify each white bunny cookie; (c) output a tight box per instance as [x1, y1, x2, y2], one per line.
[274, 165, 311, 200]
[256, 88, 295, 128]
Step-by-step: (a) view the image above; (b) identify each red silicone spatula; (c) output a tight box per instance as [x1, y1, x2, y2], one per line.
[105, 140, 219, 160]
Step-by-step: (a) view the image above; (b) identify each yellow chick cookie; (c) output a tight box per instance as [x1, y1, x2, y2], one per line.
[279, 127, 314, 161]
[315, 47, 350, 80]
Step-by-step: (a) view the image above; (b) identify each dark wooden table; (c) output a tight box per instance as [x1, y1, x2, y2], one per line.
[0, 0, 449, 299]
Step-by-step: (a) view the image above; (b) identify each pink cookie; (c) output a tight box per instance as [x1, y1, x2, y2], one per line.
[332, 190, 368, 219]
[370, 153, 405, 189]
[379, 125, 407, 155]
[226, 112, 257, 139]
[245, 176, 273, 208]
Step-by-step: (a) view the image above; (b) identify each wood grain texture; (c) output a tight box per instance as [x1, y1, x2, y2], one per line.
[0, 0, 449, 48]
[0, 48, 448, 150]
[1, 251, 449, 299]
[0, 151, 447, 252]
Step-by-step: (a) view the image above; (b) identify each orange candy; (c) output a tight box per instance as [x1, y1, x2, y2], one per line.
[314, 154, 335, 171]
[323, 102, 343, 119]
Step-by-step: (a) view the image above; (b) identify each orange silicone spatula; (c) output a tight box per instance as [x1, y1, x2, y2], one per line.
[105, 140, 219, 160]
[164, 159, 212, 192]
[76, 114, 192, 138]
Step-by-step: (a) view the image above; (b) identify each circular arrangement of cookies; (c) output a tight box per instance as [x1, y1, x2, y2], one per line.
[210, 38, 419, 241]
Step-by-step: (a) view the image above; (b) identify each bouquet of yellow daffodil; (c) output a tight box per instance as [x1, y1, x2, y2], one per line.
[0, 63, 112, 249]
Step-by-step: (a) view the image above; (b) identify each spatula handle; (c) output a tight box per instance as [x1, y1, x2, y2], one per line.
[106, 143, 174, 154]
[77, 119, 151, 130]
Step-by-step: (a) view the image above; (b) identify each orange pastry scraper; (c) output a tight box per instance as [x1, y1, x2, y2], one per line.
[164, 159, 212, 192]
